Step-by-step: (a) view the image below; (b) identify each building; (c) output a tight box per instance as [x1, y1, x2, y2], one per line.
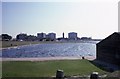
[81, 37, 92, 40]
[37, 33, 46, 41]
[68, 32, 77, 40]
[16, 33, 27, 41]
[96, 32, 120, 66]
[46, 33, 56, 41]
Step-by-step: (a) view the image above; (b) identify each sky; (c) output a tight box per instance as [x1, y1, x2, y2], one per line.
[2, 0, 120, 39]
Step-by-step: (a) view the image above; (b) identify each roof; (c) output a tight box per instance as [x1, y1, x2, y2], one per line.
[114, 32, 120, 35]
[97, 32, 120, 45]
[116, 32, 120, 35]
[68, 32, 77, 34]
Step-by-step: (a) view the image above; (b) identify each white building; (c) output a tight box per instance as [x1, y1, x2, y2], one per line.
[37, 33, 46, 41]
[68, 32, 77, 40]
[47, 33, 56, 41]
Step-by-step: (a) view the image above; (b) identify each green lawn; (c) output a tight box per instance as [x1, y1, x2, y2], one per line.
[0, 61, 2, 77]
[2, 60, 107, 77]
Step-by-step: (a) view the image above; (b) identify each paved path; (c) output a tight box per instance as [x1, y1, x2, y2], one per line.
[1, 56, 96, 61]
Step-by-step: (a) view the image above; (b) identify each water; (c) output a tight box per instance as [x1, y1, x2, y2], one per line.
[1, 42, 98, 58]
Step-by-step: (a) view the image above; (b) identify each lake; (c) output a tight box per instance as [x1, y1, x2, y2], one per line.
[1, 41, 98, 58]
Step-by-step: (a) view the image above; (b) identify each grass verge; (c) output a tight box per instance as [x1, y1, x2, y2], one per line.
[2, 60, 107, 77]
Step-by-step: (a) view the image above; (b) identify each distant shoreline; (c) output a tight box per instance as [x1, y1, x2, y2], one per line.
[1, 40, 99, 49]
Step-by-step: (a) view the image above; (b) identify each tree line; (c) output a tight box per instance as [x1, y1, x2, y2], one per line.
[0, 34, 12, 41]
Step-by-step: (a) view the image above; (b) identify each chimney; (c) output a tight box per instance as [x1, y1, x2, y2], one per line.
[63, 32, 64, 38]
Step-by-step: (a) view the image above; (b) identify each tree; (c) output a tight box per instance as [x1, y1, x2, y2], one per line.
[1, 34, 12, 41]
[16, 33, 27, 41]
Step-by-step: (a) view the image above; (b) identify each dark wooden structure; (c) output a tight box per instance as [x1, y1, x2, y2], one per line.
[96, 32, 120, 66]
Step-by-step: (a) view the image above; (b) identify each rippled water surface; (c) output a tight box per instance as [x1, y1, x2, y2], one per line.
[1, 42, 98, 58]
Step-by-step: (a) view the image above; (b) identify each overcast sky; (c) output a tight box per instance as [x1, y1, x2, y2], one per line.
[2, 0, 119, 39]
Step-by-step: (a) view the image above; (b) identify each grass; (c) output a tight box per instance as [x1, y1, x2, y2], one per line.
[2, 60, 107, 77]
[1, 40, 95, 48]
[1, 41, 64, 48]
[0, 61, 2, 77]
[1, 41, 42, 48]
[1, 41, 69, 48]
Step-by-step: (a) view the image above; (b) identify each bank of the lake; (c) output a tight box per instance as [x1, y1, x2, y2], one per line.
[1, 41, 45, 48]
[1, 40, 99, 48]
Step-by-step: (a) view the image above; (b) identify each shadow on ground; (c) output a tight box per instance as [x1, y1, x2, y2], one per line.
[88, 59, 120, 78]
